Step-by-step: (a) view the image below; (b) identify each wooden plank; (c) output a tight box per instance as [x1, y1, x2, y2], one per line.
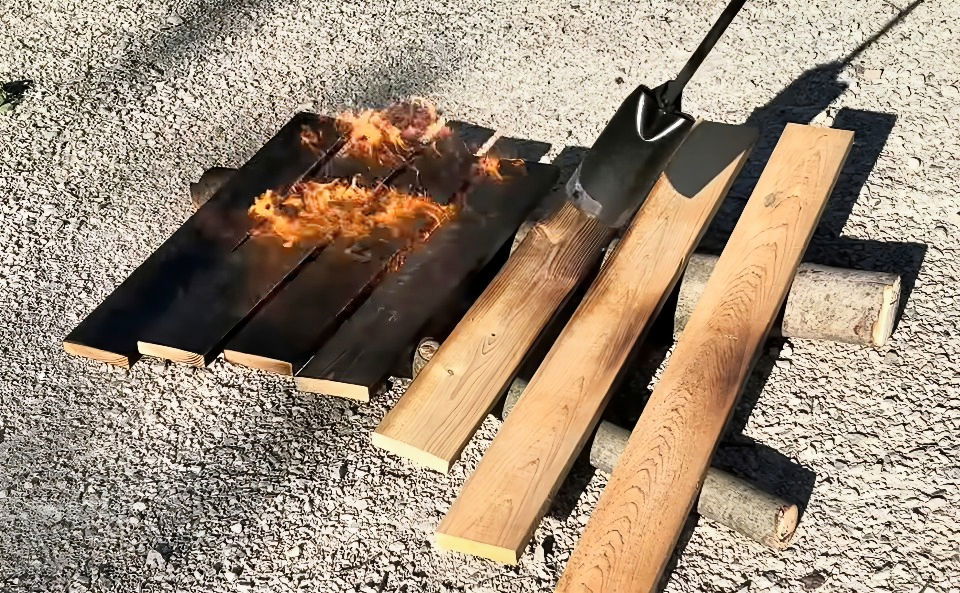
[63, 114, 339, 367]
[555, 123, 852, 593]
[373, 201, 613, 472]
[136, 136, 471, 368]
[220, 232, 401, 374]
[294, 160, 559, 401]
[221, 128, 494, 375]
[136, 233, 320, 366]
[434, 121, 758, 564]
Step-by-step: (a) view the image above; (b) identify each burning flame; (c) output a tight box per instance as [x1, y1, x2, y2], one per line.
[257, 100, 524, 257]
[249, 179, 456, 248]
[472, 155, 525, 182]
[329, 99, 449, 166]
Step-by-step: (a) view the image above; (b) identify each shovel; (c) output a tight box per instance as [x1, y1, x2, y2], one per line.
[567, 0, 748, 228]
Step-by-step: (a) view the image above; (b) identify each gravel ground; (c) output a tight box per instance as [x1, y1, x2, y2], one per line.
[1, 0, 958, 591]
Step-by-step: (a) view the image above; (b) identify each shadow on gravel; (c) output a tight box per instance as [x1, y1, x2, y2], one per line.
[100, 0, 479, 170]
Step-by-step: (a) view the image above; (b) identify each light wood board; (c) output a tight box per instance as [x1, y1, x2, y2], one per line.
[556, 123, 853, 593]
[373, 201, 613, 472]
[435, 121, 757, 564]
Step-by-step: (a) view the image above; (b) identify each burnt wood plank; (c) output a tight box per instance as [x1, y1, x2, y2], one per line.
[221, 232, 404, 375]
[63, 113, 339, 367]
[294, 160, 559, 401]
[136, 233, 320, 366]
[221, 126, 494, 375]
[139, 131, 482, 368]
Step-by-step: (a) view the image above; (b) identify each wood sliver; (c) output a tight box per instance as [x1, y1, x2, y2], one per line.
[375, 122, 856, 591]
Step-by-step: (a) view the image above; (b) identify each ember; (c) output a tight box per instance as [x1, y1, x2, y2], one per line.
[249, 179, 456, 248]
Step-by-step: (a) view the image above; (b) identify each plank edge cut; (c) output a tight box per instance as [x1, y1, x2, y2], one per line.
[222, 350, 294, 375]
[370, 432, 452, 473]
[63, 342, 131, 368]
[136, 341, 206, 367]
[294, 377, 371, 402]
[434, 533, 521, 565]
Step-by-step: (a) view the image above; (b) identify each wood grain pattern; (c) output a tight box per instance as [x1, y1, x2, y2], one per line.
[63, 114, 338, 367]
[435, 122, 757, 564]
[373, 201, 613, 472]
[555, 123, 853, 593]
[294, 161, 559, 401]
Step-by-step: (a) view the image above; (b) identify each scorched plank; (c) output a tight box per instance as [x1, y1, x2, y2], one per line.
[220, 129, 492, 375]
[63, 114, 340, 367]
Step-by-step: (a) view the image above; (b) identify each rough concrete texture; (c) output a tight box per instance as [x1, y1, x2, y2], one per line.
[0, 0, 958, 591]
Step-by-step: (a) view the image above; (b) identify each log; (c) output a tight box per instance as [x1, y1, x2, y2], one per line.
[675, 253, 900, 347]
[435, 122, 757, 565]
[373, 201, 613, 472]
[405, 351, 797, 550]
[556, 124, 853, 593]
[590, 421, 797, 550]
[190, 167, 237, 210]
[63, 114, 339, 367]
[411, 338, 441, 377]
[294, 160, 559, 401]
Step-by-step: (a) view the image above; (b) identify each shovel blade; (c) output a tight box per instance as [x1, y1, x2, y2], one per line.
[568, 84, 694, 228]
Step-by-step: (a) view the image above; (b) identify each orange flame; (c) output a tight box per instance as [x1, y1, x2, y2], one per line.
[472, 155, 525, 182]
[249, 179, 456, 248]
[332, 99, 449, 166]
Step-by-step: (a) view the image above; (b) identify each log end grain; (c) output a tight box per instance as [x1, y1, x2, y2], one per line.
[136, 341, 207, 367]
[699, 469, 799, 550]
[370, 431, 452, 474]
[294, 376, 371, 402]
[190, 166, 237, 210]
[434, 532, 521, 565]
[873, 276, 901, 347]
[222, 349, 294, 375]
[63, 341, 133, 368]
[770, 503, 800, 549]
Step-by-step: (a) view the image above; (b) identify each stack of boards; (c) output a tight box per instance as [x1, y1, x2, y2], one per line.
[374, 122, 855, 593]
[66, 114, 858, 592]
[63, 114, 559, 400]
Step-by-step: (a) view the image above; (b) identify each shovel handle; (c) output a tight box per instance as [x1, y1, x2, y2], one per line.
[659, 0, 747, 107]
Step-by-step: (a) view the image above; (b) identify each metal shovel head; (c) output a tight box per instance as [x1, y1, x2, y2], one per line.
[567, 84, 694, 228]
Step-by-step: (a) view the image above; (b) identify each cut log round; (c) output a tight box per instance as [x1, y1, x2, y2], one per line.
[411, 338, 441, 377]
[675, 253, 900, 347]
[590, 421, 798, 550]
[190, 167, 237, 210]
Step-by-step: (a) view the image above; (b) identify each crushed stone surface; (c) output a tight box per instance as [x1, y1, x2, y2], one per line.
[1, 0, 958, 591]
